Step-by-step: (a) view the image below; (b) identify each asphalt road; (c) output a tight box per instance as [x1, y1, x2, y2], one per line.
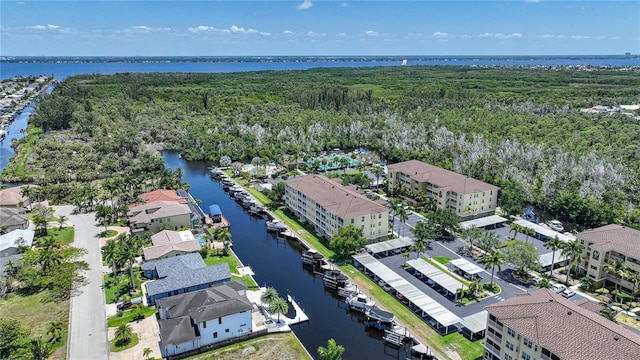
[60, 206, 109, 360]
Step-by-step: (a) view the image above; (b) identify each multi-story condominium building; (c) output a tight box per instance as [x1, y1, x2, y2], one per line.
[387, 160, 499, 220]
[284, 175, 389, 242]
[484, 288, 640, 360]
[577, 224, 640, 293]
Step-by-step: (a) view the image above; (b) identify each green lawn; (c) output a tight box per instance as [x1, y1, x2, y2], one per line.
[109, 333, 139, 352]
[104, 268, 144, 304]
[183, 333, 311, 360]
[107, 307, 157, 327]
[204, 252, 258, 288]
[100, 230, 118, 238]
[433, 256, 452, 265]
[0, 291, 69, 355]
[340, 264, 483, 360]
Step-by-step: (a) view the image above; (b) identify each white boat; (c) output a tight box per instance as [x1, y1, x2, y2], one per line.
[546, 219, 564, 232]
[210, 168, 225, 178]
[266, 220, 287, 232]
[346, 293, 375, 313]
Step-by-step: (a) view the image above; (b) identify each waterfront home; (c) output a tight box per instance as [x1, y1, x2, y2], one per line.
[128, 200, 193, 233]
[156, 280, 253, 358]
[484, 288, 640, 360]
[142, 229, 202, 261]
[129, 189, 188, 208]
[387, 160, 499, 220]
[284, 174, 389, 242]
[0, 186, 30, 208]
[576, 224, 640, 293]
[142, 253, 231, 305]
[0, 208, 29, 232]
[0, 229, 35, 258]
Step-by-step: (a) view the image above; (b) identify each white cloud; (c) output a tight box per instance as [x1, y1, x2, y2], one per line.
[230, 25, 257, 34]
[188, 25, 259, 35]
[365, 30, 378, 37]
[479, 32, 522, 39]
[259, 32, 271, 36]
[571, 35, 591, 39]
[27, 24, 72, 34]
[188, 26, 214, 33]
[283, 30, 295, 35]
[297, 0, 313, 10]
[432, 32, 453, 39]
[336, 32, 347, 37]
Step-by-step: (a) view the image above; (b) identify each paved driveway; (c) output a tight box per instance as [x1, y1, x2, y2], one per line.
[108, 316, 161, 360]
[61, 206, 109, 360]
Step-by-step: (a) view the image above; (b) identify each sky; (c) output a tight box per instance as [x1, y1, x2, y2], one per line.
[1, 1, 639, 56]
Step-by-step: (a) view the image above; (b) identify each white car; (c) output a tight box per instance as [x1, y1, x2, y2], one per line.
[561, 289, 576, 298]
[551, 283, 566, 294]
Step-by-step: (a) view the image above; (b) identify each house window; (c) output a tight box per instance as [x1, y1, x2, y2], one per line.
[505, 355, 513, 360]
[361, 216, 365, 222]
[590, 265, 597, 270]
[506, 341, 514, 351]
[203, 321, 206, 328]
[593, 251, 600, 261]
[523, 338, 533, 348]
[507, 327, 516, 337]
[218, 317, 222, 324]
[225, 328, 229, 333]
[521, 352, 531, 360]
[213, 332, 218, 338]
[351, 219, 354, 224]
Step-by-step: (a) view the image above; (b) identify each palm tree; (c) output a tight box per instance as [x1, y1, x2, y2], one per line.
[386, 198, 402, 236]
[524, 227, 536, 243]
[57, 215, 68, 231]
[317, 338, 345, 360]
[509, 222, 522, 239]
[401, 251, 410, 266]
[28, 336, 53, 360]
[114, 323, 134, 345]
[484, 251, 505, 290]
[602, 259, 626, 292]
[20, 186, 34, 211]
[46, 321, 63, 343]
[627, 270, 640, 299]
[561, 239, 584, 285]
[37, 246, 63, 272]
[544, 236, 564, 277]
[260, 287, 279, 308]
[396, 205, 408, 237]
[102, 238, 119, 277]
[269, 296, 288, 323]
[143, 347, 153, 360]
[95, 204, 110, 232]
[214, 228, 232, 254]
[371, 165, 385, 188]
[116, 235, 141, 292]
[467, 278, 483, 299]
[411, 240, 427, 259]
[537, 277, 552, 289]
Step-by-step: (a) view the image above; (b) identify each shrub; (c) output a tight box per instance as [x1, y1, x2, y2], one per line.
[595, 288, 610, 294]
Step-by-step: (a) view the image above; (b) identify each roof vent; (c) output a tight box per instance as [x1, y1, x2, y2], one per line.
[567, 310, 572, 315]
[548, 299, 553, 302]
[415, 171, 418, 175]
[614, 335, 620, 341]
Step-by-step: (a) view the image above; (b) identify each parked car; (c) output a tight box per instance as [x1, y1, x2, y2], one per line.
[561, 289, 576, 298]
[551, 283, 566, 294]
[378, 280, 391, 292]
[117, 296, 143, 310]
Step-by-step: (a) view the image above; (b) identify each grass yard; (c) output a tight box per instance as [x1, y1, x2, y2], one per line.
[109, 333, 139, 352]
[104, 268, 144, 304]
[0, 291, 69, 358]
[433, 256, 452, 265]
[107, 307, 157, 327]
[616, 312, 640, 330]
[100, 229, 118, 238]
[204, 251, 258, 288]
[185, 333, 311, 360]
[44, 227, 75, 244]
[340, 264, 483, 360]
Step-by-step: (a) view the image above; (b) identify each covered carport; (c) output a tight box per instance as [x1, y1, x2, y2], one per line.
[406, 258, 466, 299]
[353, 253, 462, 334]
[449, 258, 484, 280]
[365, 236, 414, 258]
[459, 215, 508, 230]
[459, 310, 488, 340]
[513, 219, 574, 242]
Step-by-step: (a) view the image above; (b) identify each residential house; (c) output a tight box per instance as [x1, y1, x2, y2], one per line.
[157, 280, 253, 358]
[577, 224, 640, 293]
[143, 253, 231, 305]
[142, 230, 202, 261]
[284, 174, 389, 242]
[0, 208, 29, 231]
[0, 186, 30, 208]
[484, 288, 640, 360]
[0, 229, 35, 258]
[129, 189, 188, 208]
[128, 200, 193, 233]
[387, 160, 499, 220]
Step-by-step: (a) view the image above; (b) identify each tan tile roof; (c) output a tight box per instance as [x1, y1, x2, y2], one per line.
[0, 186, 28, 206]
[485, 289, 640, 360]
[578, 224, 640, 260]
[130, 189, 187, 208]
[128, 201, 192, 226]
[387, 160, 499, 194]
[285, 175, 388, 219]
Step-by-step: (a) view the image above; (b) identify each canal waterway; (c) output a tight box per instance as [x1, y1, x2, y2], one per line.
[0, 104, 32, 185]
[162, 152, 412, 360]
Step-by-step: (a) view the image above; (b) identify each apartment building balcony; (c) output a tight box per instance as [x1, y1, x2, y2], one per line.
[486, 331, 502, 344]
[483, 343, 501, 359]
[487, 319, 503, 333]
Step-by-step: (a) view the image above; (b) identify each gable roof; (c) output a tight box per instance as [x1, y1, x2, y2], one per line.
[285, 174, 388, 219]
[128, 200, 192, 225]
[143, 230, 201, 260]
[578, 224, 640, 260]
[0, 186, 28, 206]
[485, 289, 640, 360]
[387, 160, 499, 194]
[0, 208, 29, 227]
[0, 229, 35, 253]
[145, 253, 231, 297]
[157, 281, 251, 346]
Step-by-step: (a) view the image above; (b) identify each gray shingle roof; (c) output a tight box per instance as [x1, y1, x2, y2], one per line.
[145, 253, 231, 297]
[159, 317, 197, 346]
[485, 289, 640, 360]
[128, 200, 192, 226]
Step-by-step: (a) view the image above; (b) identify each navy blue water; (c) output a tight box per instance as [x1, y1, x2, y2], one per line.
[161, 153, 404, 360]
